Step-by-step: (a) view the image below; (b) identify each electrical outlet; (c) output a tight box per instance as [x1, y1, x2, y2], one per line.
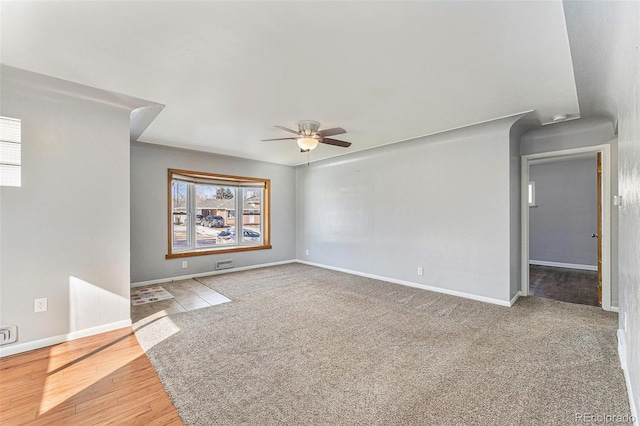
[182, 261, 188, 269]
[417, 267, 423, 276]
[34, 298, 47, 313]
[305, 249, 309, 256]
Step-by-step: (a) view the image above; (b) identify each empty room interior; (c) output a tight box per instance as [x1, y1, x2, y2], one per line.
[1, 1, 638, 424]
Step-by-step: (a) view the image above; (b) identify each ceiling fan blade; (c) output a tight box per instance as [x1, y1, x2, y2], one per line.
[320, 138, 351, 148]
[317, 127, 346, 138]
[261, 137, 297, 141]
[274, 125, 300, 136]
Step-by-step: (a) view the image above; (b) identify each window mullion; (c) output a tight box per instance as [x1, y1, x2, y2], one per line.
[235, 187, 241, 245]
[189, 183, 197, 250]
[260, 188, 264, 239]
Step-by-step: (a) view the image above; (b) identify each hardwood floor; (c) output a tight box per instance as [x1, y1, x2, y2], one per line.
[529, 264, 599, 306]
[1, 279, 230, 425]
[0, 327, 182, 425]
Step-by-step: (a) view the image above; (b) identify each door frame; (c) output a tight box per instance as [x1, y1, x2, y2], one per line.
[520, 143, 612, 311]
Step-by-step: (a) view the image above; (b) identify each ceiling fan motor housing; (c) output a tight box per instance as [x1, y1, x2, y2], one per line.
[298, 120, 321, 137]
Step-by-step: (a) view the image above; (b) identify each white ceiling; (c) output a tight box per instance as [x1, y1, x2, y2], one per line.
[563, 0, 639, 127]
[1, 1, 580, 166]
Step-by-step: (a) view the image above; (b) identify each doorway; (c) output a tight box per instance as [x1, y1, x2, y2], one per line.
[521, 145, 612, 310]
[527, 153, 600, 306]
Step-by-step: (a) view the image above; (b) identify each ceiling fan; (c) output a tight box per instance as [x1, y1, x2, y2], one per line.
[262, 120, 351, 152]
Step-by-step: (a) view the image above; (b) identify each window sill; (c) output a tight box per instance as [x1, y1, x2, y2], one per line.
[166, 244, 272, 259]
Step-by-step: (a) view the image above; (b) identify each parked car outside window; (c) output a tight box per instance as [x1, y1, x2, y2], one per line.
[203, 215, 225, 228]
[242, 229, 260, 242]
[218, 228, 260, 241]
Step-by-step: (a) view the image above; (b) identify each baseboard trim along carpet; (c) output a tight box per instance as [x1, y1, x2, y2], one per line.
[529, 260, 598, 271]
[130, 259, 297, 288]
[0, 319, 132, 358]
[618, 329, 638, 422]
[296, 260, 514, 307]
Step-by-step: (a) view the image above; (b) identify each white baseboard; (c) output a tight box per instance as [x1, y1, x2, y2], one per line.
[610, 306, 620, 313]
[296, 260, 513, 307]
[0, 319, 132, 358]
[529, 260, 598, 271]
[131, 259, 297, 288]
[618, 329, 638, 423]
[618, 329, 627, 371]
[510, 291, 521, 307]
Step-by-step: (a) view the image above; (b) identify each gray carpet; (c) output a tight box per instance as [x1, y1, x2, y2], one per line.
[134, 263, 631, 425]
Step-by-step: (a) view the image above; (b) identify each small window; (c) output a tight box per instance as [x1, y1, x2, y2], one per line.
[528, 181, 536, 206]
[0, 116, 21, 187]
[167, 169, 271, 258]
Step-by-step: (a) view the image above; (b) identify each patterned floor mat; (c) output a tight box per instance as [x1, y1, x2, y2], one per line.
[131, 286, 174, 306]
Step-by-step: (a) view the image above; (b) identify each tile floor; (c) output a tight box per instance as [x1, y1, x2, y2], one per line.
[131, 278, 231, 323]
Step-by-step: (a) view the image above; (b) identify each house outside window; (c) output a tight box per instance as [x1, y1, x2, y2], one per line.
[167, 169, 270, 258]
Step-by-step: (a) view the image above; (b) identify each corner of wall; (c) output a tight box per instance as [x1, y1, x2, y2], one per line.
[617, 329, 638, 421]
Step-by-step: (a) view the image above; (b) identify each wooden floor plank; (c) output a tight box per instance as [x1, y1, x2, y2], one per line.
[0, 327, 182, 425]
[32, 406, 76, 425]
[529, 264, 599, 306]
[125, 401, 183, 426]
[0, 403, 38, 424]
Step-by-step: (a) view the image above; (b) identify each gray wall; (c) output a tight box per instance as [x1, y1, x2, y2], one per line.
[0, 67, 142, 351]
[296, 116, 521, 303]
[508, 116, 537, 299]
[130, 142, 296, 283]
[610, 2, 640, 417]
[618, 66, 640, 426]
[529, 155, 598, 267]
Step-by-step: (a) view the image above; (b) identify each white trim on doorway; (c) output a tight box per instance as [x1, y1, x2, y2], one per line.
[520, 143, 613, 311]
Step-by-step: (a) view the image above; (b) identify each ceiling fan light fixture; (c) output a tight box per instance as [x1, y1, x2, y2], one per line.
[297, 137, 319, 151]
[263, 120, 350, 152]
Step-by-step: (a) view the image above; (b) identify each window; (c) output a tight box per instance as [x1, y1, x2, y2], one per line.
[0, 116, 21, 187]
[167, 169, 270, 258]
[528, 181, 536, 206]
